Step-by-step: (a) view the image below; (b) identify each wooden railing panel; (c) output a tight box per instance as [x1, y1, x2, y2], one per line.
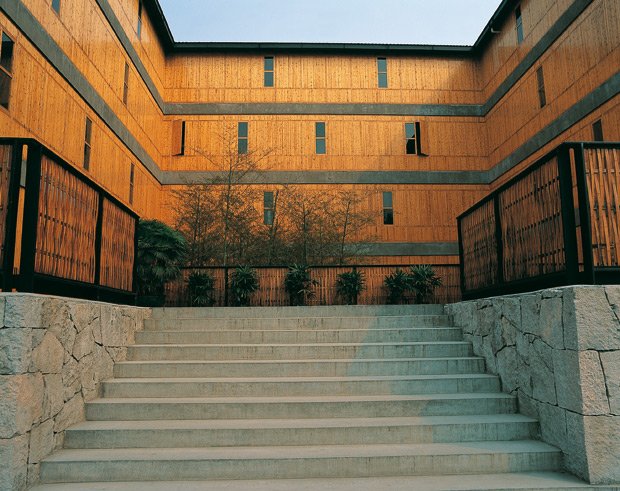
[0, 145, 12, 266]
[499, 157, 565, 282]
[100, 198, 136, 291]
[35, 156, 98, 283]
[585, 148, 620, 268]
[459, 199, 497, 291]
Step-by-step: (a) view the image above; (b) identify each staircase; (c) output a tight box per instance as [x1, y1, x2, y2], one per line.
[34, 305, 595, 490]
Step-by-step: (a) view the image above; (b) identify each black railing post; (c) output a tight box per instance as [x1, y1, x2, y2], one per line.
[19, 143, 43, 293]
[93, 192, 104, 299]
[2, 142, 25, 291]
[456, 217, 466, 299]
[493, 193, 505, 292]
[132, 216, 139, 305]
[574, 143, 595, 284]
[557, 145, 579, 284]
[224, 266, 229, 306]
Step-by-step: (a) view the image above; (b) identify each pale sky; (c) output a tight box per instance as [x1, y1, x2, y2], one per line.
[158, 0, 503, 45]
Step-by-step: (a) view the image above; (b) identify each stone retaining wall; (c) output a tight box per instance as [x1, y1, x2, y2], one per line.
[446, 285, 620, 485]
[0, 294, 151, 490]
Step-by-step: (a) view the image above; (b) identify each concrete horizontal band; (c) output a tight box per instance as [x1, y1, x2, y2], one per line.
[160, 170, 488, 186]
[352, 242, 460, 256]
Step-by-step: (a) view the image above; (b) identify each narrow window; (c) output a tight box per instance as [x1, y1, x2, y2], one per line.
[515, 6, 524, 44]
[84, 117, 92, 170]
[179, 120, 186, 155]
[383, 192, 394, 225]
[377, 57, 388, 88]
[592, 119, 604, 141]
[264, 191, 274, 225]
[129, 163, 135, 205]
[264, 56, 274, 87]
[405, 122, 421, 155]
[536, 66, 546, 108]
[315, 122, 326, 154]
[238, 122, 248, 154]
[122, 62, 129, 106]
[51, 0, 61, 14]
[137, 0, 143, 39]
[0, 33, 15, 110]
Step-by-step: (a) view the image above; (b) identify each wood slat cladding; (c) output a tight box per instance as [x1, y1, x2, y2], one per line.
[164, 55, 481, 105]
[165, 116, 487, 173]
[100, 197, 136, 290]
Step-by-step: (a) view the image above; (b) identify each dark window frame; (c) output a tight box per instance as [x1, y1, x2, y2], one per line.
[515, 6, 524, 44]
[264, 56, 274, 87]
[137, 0, 143, 39]
[592, 119, 604, 141]
[377, 57, 388, 88]
[536, 66, 546, 108]
[315, 122, 326, 154]
[383, 191, 394, 225]
[0, 32, 15, 110]
[122, 62, 129, 106]
[129, 163, 135, 205]
[84, 117, 92, 170]
[51, 0, 61, 14]
[238, 122, 249, 154]
[405, 122, 423, 155]
[264, 191, 275, 225]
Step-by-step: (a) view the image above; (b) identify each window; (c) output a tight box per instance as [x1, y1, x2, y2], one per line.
[129, 163, 135, 205]
[264, 56, 274, 87]
[536, 66, 546, 108]
[238, 122, 248, 154]
[515, 6, 524, 44]
[383, 192, 393, 225]
[315, 122, 326, 154]
[83, 117, 92, 170]
[405, 122, 425, 155]
[137, 0, 143, 39]
[593, 119, 604, 141]
[264, 191, 275, 225]
[377, 57, 388, 88]
[0, 33, 14, 110]
[122, 62, 129, 106]
[172, 120, 186, 156]
[51, 0, 60, 14]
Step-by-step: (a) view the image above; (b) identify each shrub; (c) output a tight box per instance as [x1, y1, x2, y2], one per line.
[384, 269, 414, 305]
[230, 266, 259, 307]
[335, 269, 365, 305]
[284, 264, 318, 306]
[136, 220, 187, 305]
[409, 265, 442, 304]
[187, 272, 215, 307]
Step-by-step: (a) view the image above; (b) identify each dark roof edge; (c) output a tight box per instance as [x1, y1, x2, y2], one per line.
[147, 0, 517, 56]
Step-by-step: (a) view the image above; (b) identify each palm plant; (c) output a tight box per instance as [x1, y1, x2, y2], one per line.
[384, 269, 414, 305]
[187, 271, 216, 307]
[409, 265, 442, 303]
[335, 269, 365, 305]
[284, 264, 319, 306]
[230, 266, 259, 307]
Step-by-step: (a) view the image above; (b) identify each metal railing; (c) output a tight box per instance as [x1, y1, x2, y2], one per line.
[0, 138, 138, 304]
[458, 142, 620, 300]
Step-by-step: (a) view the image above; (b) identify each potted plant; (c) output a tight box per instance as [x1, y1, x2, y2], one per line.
[409, 265, 442, 303]
[335, 269, 365, 305]
[187, 271, 216, 307]
[384, 268, 414, 305]
[230, 266, 259, 307]
[284, 264, 318, 306]
[136, 220, 187, 307]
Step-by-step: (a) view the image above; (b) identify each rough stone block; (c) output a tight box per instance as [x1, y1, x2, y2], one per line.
[583, 415, 620, 485]
[61, 357, 81, 402]
[69, 301, 101, 333]
[3, 295, 44, 328]
[0, 374, 43, 438]
[606, 286, 620, 322]
[476, 303, 495, 337]
[538, 402, 567, 449]
[538, 295, 565, 349]
[100, 306, 124, 347]
[42, 374, 64, 420]
[521, 292, 541, 334]
[72, 325, 94, 361]
[31, 332, 64, 374]
[28, 419, 54, 464]
[564, 287, 620, 351]
[0, 328, 32, 375]
[600, 350, 620, 415]
[530, 339, 557, 405]
[496, 345, 520, 393]
[53, 393, 84, 433]
[564, 410, 588, 481]
[0, 434, 28, 491]
[578, 351, 611, 415]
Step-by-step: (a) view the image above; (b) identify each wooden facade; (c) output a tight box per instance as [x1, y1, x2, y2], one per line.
[0, 0, 617, 267]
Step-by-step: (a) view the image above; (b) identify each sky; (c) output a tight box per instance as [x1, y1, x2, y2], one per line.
[158, 0, 503, 46]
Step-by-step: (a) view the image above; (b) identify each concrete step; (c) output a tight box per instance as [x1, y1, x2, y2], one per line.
[40, 441, 560, 482]
[114, 357, 487, 378]
[28, 472, 605, 490]
[102, 374, 501, 397]
[64, 414, 538, 449]
[135, 327, 464, 344]
[85, 393, 517, 420]
[151, 305, 446, 320]
[126, 342, 473, 361]
[144, 315, 452, 331]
